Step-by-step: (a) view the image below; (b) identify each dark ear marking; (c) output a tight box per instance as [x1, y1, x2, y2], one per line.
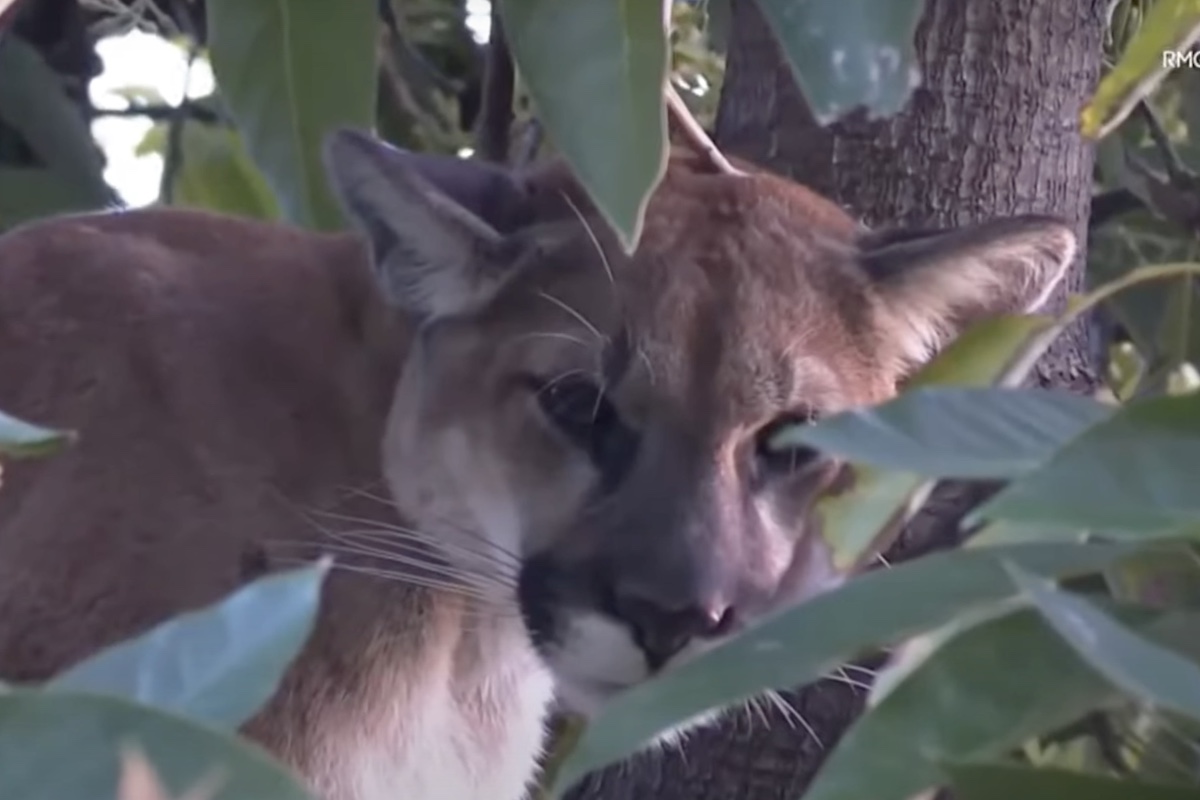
[322, 127, 534, 319]
[859, 214, 1076, 367]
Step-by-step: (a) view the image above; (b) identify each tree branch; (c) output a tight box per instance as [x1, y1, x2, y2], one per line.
[475, 3, 514, 163]
[1136, 100, 1188, 185]
[92, 101, 221, 124]
[666, 83, 742, 175]
[1089, 187, 1144, 230]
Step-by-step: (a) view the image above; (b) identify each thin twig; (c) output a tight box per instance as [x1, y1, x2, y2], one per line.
[158, 0, 200, 204]
[661, 1, 741, 177]
[666, 83, 742, 175]
[159, 47, 196, 203]
[93, 102, 221, 124]
[1136, 100, 1188, 184]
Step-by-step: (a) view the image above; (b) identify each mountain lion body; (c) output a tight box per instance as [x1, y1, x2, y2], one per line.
[0, 130, 1074, 800]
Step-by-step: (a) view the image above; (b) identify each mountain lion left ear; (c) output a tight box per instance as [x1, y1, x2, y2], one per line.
[857, 214, 1076, 368]
[322, 127, 533, 320]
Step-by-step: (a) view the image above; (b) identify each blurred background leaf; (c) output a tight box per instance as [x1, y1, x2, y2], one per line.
[50, 562, 329, 730]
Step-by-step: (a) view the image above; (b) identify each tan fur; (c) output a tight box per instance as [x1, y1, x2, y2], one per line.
[0, 133, 1075, 800]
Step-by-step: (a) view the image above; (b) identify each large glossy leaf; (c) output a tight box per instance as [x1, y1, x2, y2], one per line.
[967, 519, 1191, 549]
[775, 387, 1112, 479]
[1009, 563, 1200, 723]
[50, 561, 329, 729]
[137, 122, 281, 220]
[546, 540, 1137, 796]
[1081, 0, 1200, 139]
[803, 605, 1127, 800]
[944, 760, 1200, 800]
[501, 0, 669, 251]
[806, 594, 1200, 800]
[972, 392, 1200, 532]
[0, 689, 314, 800]
[0, 37, 115, 214]
[1104, 544, 1200, 608]
[0, 408, 74, 459]
[206, 0, 377, 230]
[812, 315, 1055, 569]
[753, 0, 925, 124]
[915, 315, 1058, 388]
[0, 167, 109, 232]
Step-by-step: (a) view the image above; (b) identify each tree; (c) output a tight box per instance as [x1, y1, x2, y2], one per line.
[567, 1, 1105, 798]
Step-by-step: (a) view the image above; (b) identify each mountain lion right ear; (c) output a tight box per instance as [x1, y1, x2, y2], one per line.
[858, 214, 1076, 371]
[322, 127, 533, 319]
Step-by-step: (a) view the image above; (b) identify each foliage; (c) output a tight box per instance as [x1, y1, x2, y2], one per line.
[500, 0, 670, 250]
[0, 37, 116, 232]
[206, 0, 378, 231]
[0, 409, 74, 460]
[0, 563, 328, 800]
[2, 0, 1200, 799]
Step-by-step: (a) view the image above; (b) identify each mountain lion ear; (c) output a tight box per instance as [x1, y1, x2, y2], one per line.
[322, 127, 533, 319]
[858, 214, 1076, 368]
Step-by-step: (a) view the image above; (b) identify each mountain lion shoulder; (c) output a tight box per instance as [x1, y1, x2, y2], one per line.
[0, 129, 1075, 800]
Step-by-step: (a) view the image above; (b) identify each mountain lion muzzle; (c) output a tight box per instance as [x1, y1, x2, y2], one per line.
[0, 128, 1075, 800]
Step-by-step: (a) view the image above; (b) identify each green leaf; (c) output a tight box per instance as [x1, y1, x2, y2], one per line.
[817, 466, 927, 572]
[752, 0, 925, 124]
[1008, 563, 1200, 723]
[1123, 707, 1200, 786]
[971, 393, 1200, 532]
[803, 605, 1124, 800]
[806, 593, 1200, 800]
[913, 315, 1058, 388]
[501, 0, 669, 251]
[547, 541, 1137, 796]
[0, 689, 314, 800]
[50, 561, 329, 729]
[0, 37, 115, 213]
[0, 408, 74, 459]
[206, 0, 378, 230]
[775, 387, 1112, 479]
[813, 314, 1056, 570]
[1104, 545, 1200, 608]
[0, 167, 109, 233]
[1081, 0, 1200, 139]
[966, 519, 1189, 549]
[137, 122, 281, 220]
[944, 760, 1200, 800]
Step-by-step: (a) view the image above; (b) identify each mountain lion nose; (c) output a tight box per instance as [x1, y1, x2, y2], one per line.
[610, 592, 737, 671]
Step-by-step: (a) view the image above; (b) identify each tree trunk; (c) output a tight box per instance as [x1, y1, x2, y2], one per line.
[566, 1, 1104, 798]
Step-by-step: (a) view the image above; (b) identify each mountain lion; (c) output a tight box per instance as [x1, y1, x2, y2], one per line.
[0, 128, 1074, 800]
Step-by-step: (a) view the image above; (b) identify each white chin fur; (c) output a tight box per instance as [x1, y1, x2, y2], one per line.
[545, 611, 732, 748]
[548, 612, 648, 716]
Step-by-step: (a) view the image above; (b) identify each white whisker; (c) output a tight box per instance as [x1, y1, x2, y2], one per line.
[764, 690, 824, 750]
[559, 189, 615, 289]
[537, 290, 604, 343]
[510, 331, 595, 351]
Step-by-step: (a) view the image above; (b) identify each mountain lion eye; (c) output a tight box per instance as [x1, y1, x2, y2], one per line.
[525, 374, 638, 488]
[755, 411, 821, 475]
[537, 375, 607, 436]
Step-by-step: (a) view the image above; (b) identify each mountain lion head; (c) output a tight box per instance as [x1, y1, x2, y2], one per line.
[323, 129, 1074, 716]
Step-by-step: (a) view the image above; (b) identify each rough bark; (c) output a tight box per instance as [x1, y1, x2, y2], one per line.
[566, 1, 1105, 799]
